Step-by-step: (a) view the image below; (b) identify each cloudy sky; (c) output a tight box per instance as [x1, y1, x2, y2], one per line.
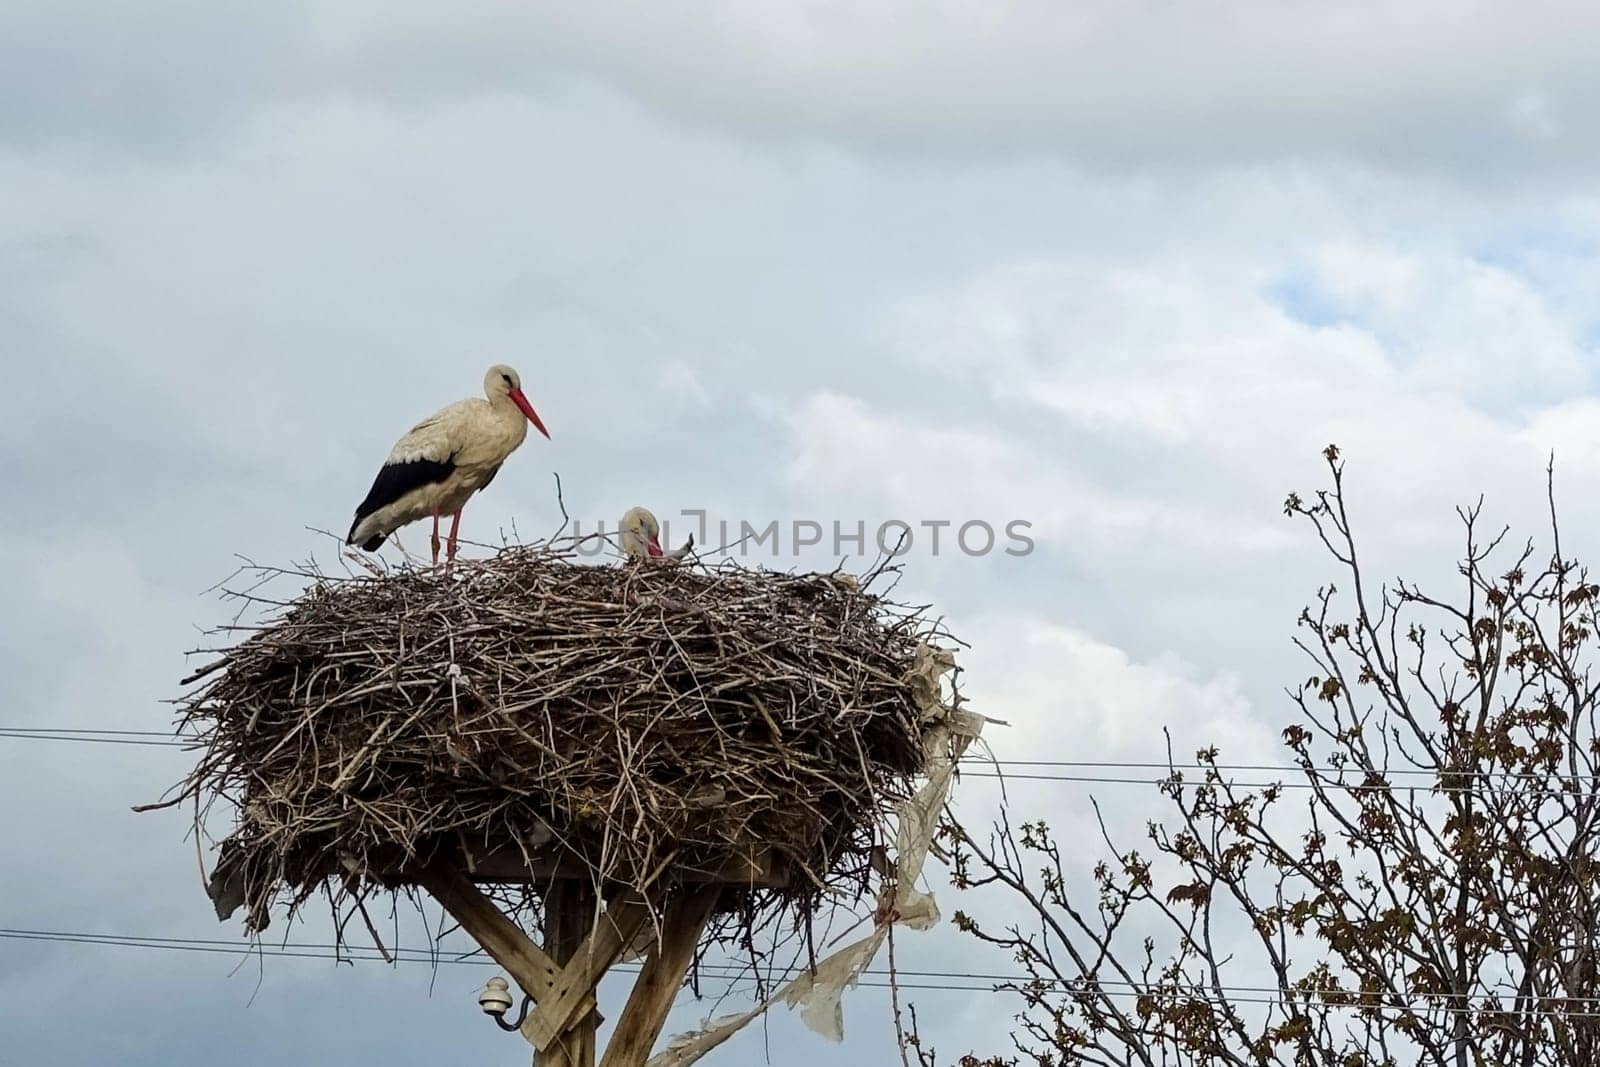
[6, 2, 1600, 1063]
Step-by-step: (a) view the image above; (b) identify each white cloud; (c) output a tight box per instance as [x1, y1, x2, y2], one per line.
[1518, 397, 1600, 466]
[879, 250, 1593, 531]
[780, 241, 1600, 732]
[7, 1, 1600, 179]
[298, 2, 1600, 175]
[1304, 241, 1592, 403]
[1509, 92, 1565, 141]
[782, 390, 1294, 559]
[962, 615, 1274, 764]
[656, 359, 712, 409]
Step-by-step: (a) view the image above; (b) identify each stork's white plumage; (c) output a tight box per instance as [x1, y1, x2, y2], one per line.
[347, 364, 549, 564]
[620, 506, 693, 561]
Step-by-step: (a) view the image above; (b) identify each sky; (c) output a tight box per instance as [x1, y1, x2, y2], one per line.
[5, 2, 1600, 1064]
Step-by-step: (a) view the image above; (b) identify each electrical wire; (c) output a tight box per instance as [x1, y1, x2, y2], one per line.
[0, 928, 987, 994]
[7, 927, 1600, 1017]
[6, 728, 1600, 793]
[0, 730, 191, 748]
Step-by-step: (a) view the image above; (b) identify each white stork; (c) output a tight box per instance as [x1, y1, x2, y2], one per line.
[620, 507, 694, 560]
[346, 364, 550, 564]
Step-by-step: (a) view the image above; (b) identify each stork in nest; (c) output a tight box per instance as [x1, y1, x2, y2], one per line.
[620, 506, 693, 561]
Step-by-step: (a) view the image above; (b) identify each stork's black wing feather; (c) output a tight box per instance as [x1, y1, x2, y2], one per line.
[347, 456, 455, 542]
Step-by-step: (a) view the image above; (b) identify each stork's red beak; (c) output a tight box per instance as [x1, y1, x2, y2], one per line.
[509, 387, 550, 439]
[647, 535, 663, 558]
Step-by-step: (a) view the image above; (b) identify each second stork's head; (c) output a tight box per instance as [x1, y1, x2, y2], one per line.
[484, 364, 551, 439]
[620, 506, 664, 559]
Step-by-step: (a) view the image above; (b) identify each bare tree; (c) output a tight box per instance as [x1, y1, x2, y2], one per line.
[913, 447, 1600, 1067]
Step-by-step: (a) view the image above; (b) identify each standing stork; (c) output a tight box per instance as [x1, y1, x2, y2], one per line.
[346, 364, 550, 565]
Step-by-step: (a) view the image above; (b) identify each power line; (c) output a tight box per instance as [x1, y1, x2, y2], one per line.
[3, 927, 1599, 1004]
[1, 728, 1583, 782]
[10, 927, 1600, 1018]
[0, 730, 191, 749]
[8, 728, 1600, 797]
[997, 761, 1598, 782]
[0, 727, 174, 737]
[0, 928, 987, 994]
[950, 770, 1600, 796]
[5, 728, 1600, 787]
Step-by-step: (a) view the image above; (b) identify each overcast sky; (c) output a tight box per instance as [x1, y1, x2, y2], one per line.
[6, 3, 1600, 1064]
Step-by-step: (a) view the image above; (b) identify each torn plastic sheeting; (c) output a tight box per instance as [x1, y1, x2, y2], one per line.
[649, 716, 978, 1064]
[646, 653, 981, 1067]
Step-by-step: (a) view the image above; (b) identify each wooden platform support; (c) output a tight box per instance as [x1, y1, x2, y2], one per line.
[599, 885, 720, 1067]
[419, 862, 720, 1067]
[416, 863, 562, 1008]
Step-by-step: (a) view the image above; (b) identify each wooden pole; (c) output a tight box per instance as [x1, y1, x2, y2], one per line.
[599, 886, 721, 1067]
[542, 880, 601, 1067]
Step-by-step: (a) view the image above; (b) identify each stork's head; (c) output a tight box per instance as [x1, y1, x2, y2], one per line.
[620, 506, 664, 559]
[484, 364, 550, 439]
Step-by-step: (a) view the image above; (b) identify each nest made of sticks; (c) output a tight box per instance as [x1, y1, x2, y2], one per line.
[159, 540, 961, 949]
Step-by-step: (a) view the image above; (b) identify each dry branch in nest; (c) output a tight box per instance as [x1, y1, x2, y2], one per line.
[155, 539, 965, 970]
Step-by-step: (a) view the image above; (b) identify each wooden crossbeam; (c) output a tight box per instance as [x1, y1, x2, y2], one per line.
[416, 863, 560, 1000]
[598, 886, 721, 1067]
[422, 863, 728, 1067]
[527, 897, 651, 1049]
[419, 865, 613, 1053]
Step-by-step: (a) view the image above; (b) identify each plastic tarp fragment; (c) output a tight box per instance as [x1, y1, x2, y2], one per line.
[647, 645, 980, 1066]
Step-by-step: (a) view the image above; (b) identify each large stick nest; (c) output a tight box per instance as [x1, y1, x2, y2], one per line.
[162, 540, 962, 947]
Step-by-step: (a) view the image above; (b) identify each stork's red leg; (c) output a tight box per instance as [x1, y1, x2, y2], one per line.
[430, 509, 442, 566]
[446, 510, 463, 562]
